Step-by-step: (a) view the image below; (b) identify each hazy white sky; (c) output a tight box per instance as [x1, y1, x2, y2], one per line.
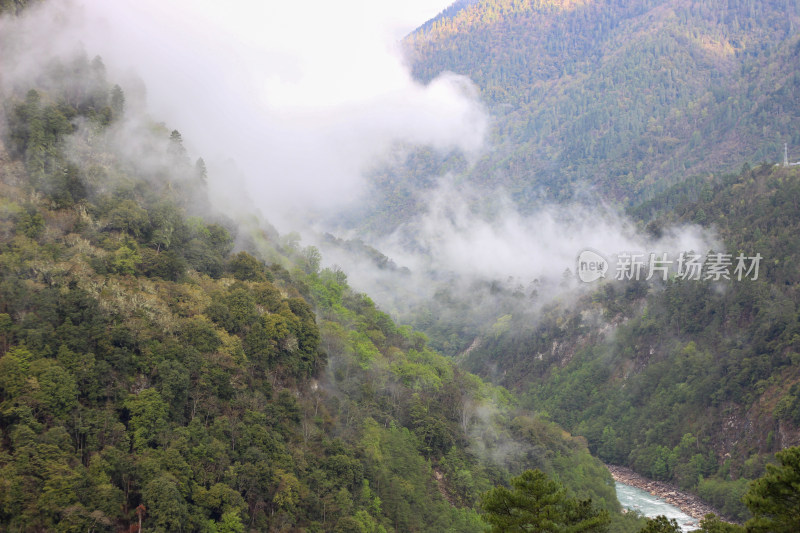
[80, 0, 452, 106]
[53, 0, 479, 221]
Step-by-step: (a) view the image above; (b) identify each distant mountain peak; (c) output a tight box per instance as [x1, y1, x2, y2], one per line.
[404, 0, 800, 204]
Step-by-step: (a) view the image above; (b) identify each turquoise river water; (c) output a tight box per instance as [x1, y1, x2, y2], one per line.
[615, 481, 700, 532]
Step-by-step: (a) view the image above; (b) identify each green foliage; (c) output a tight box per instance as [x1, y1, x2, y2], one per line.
[774, 382, 800, 425]
[112, 244, 141, 275]
[480, 469, 610, 532]
[142, 473, 189, 532]
[639, 515, 682, 533]
[742, 446, 800, 532]
[698, 514, 745, 533]
[317, 162, 785, 533]
[441, 161, 800, 521]
[403, 0, 800, 207]
[124, 389, 168, 451]
[214, 510, 246, 533]
[696, 478, 750, 522]
[0, 51, 629, 532]
[1, 5, 796, 533]
[227, 251, 268, 282]
[358, 419, 485, 533]
[17, 207, 45, 239]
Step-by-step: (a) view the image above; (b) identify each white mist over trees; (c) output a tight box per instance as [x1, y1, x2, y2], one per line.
[59, 0, 486, 222]
[0, 0, 719, 330]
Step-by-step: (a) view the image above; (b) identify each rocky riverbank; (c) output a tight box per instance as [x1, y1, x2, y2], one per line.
[607, 464, 734, 524]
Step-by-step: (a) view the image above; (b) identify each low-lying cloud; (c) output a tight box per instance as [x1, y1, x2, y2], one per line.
[0, 0, 486, 228]
[384, 178, 715, 281]
[1, 0, 720, 336]
[316, 177, 719, 326]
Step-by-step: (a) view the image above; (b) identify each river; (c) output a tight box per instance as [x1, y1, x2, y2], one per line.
[615, 481, 700, 531]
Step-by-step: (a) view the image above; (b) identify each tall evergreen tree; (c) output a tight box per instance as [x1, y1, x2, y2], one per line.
[110, 84, 125, 120]
[480, 469, 610, 532]
[743, 446, 800, 533]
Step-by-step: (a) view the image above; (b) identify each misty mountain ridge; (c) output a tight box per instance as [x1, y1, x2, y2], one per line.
[0, 3, 640, 531]
[2, 1, 800, 532]
[328, 1, 800, 525]
[394, 0, 800, 209]
[323, 0, 799, 327]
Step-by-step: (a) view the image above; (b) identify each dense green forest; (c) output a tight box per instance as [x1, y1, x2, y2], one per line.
[354, 1, 800, 524]
[358, 0, 800, 228]
[454, 161, 800, 521]
[3, 1, 800, 531]
[0, 37, 632, 532]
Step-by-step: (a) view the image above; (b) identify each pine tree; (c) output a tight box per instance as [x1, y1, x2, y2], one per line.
[195, 157, 208, 183]
[480, 469, 610, 532]
[168, 129, 187, 160]
[110, 84, 125, 120]
[743, 446, 800, 533]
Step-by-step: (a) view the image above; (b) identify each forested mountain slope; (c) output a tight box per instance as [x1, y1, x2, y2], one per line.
[0, 35, 625, 533]
[377, 0, 800, 524]
[4, 1, 800, 531]
[460, 162, 800, 521]
[404, 0, 800, 205]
